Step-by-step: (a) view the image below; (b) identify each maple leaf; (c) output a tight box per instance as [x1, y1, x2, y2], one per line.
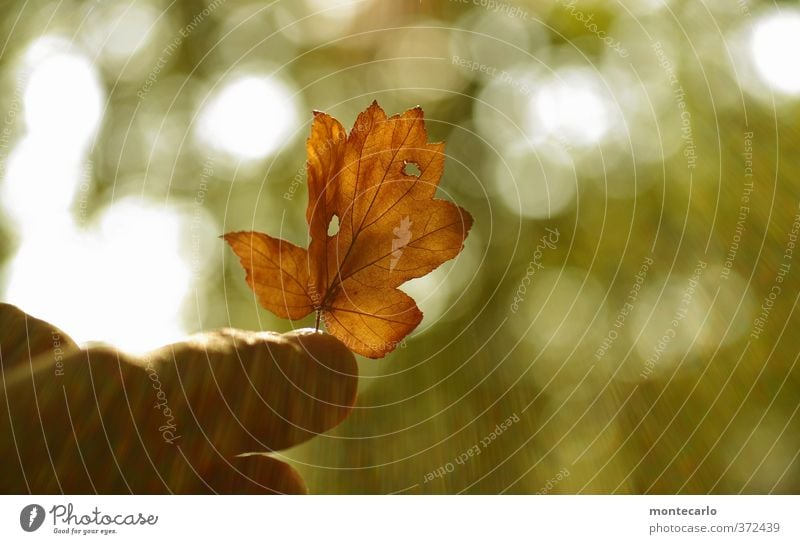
[223, 101, 473, 358]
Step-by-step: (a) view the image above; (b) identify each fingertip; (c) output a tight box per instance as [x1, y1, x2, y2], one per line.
[165, 453, 307, 494]
[276, 329, 359, 440]
[230, 454, 307, 494]
[284, 329, 357, 369]
[282, 328, 358, 403]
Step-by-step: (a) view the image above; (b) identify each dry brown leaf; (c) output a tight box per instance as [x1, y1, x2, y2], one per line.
[224, 101, 473, 357]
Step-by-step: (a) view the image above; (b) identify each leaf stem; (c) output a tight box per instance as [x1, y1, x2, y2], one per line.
[314, 310, 321, 332]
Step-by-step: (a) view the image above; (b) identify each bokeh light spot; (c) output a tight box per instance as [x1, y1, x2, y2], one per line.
[750, 11, 800, 95]
[530, 68, 612, 148]
[23, 46, 104, 147]
[197, 75, 299, 160]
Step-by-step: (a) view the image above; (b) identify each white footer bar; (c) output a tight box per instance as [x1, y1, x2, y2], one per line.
[1, 495, 797, 543]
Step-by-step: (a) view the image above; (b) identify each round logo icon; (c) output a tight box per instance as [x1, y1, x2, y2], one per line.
[20, 504, 45, 532]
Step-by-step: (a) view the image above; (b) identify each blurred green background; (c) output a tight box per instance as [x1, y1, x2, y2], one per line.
[1, 0, 799, 493]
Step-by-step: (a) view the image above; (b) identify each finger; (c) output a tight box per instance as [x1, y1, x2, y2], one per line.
[150, 327, 359, 454]
[0, 303, 77, 376]
[163, 454, 307, 494]
[0, 346, 312, 494]
[1, 346, 161, 493]
[1, 323, 357, 493]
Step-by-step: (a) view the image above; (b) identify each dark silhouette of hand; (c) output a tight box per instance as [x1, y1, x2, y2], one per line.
[0, 303, 358, 494]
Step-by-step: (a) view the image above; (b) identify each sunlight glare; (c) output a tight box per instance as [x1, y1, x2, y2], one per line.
[4, 199, 194, 354]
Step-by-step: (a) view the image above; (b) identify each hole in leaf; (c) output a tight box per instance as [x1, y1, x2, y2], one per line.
[327, 214, 340, 236]
[403, 161, 421, 177]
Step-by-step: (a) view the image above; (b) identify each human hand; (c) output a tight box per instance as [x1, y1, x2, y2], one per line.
[0, 303, 358, 494]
